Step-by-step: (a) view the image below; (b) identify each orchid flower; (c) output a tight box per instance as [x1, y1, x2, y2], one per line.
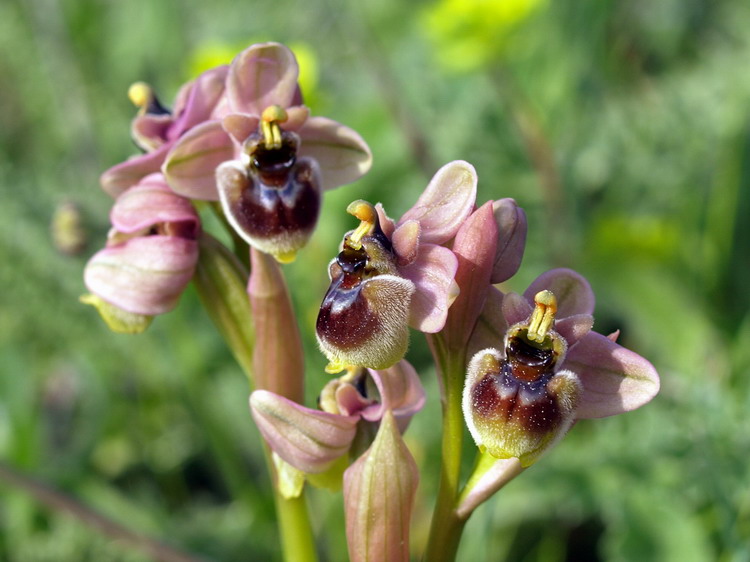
[83, 173, 200, 330]
[162, 42, 372, 261]
[100, 66, 228, 198]
[463, 268, 660, 467]
[315, 160, 477, 371]
[249, 360, 425, 475]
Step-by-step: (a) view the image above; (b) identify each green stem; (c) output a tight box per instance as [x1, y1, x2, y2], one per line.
[424, 333, 468, 562]
[193, 235, 317, 562]
[273, 486, 318, 562]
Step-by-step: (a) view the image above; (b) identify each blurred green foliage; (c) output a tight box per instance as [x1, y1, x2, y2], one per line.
[1, 0, 750, 560]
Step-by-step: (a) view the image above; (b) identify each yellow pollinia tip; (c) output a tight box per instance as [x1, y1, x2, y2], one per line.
[345, 200, 377, 249]
[527, 290, 558, 343]
[127, 82, 152, 110]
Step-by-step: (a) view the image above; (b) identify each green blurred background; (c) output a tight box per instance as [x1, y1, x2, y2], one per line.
[1, 0, 749, 560]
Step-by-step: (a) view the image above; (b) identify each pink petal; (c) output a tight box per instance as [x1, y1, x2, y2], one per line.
[441, 202, 497, 352]
[467, 286, 507, 360]
[227, 43, 299, 115]
[222, 113, 260, 145]
[565, 331, 660, 419]
[491, 198, 527, 284]
[100, 144, 170, 198]
[501, 291, 532, 326]
[171, 65, 229, 135]
[131, 113, 172, 151]
[250, 390, 359, 474]
[109, 174, 198, 234]
[554, 314, 594, 348]
[297, 116, 372, 191]
[162, 120, 234, 200]
[343, 411, 418, 562]
[399, 160, 477, 245]
[392, 220, 420, 266]
[524, 268, 595, 318]
[84, 236, 198, 315]
[400, 243, 458, 333]
[361, 360, 426, 429]
[375, 203, 397, 239]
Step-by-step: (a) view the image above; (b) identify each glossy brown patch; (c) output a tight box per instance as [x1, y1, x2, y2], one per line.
[316, 280, 380, 350]
[229, 158, 320, 240]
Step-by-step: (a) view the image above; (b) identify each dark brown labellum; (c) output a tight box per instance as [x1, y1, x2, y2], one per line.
[226, 157, 320, 242]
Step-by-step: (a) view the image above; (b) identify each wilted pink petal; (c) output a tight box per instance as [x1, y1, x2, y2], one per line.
[399, 160, 477, 245]
[250, 390, 359, 474]
[84, 236, 197, 315]
[100, 145, 170, 198]
[227, 43, 299, 115]
[400, 243, 458, 333]
[343, 411, 418, 562]
[162, 120, 234, 200]
[360, 361, 426, 428]
[110, 174, 199, 234]
[491, 198, 527, 283]
[297, 116, 373, 191]
[441, 201, 497, 352]
[565, 331, 660, 419]
[524, 268, 595, 317]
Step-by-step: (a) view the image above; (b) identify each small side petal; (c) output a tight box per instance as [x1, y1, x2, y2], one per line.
[399, 160, 477, 245]
[162, 120, 234, 200]
[297, 116, 372, 191]
[524, 268, 595, 318]
[391, 220, 420, 266]
[250, 390, 359, 474]
[343, 411, 418, 562]
[227, 42, 299, 115]
[222, 113, 260, 145]
[400, 243, 458, 333]
[501, 292, 532, 326]
[565, 331, 660, 419]
[555, 314, 594, 348]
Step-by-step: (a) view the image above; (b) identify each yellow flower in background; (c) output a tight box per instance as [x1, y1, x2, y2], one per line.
[187, 40, 319, 104]
[422, 0, 546, 72]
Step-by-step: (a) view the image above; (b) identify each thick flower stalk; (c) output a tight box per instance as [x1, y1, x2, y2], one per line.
[162, 42, 372, 261]
[83, 173, 200, 332]
[463, 268, 660, 468]
[316, 160, 477, 371]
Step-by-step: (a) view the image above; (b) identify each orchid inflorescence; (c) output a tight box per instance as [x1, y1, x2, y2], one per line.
[83, 42, 660, 562]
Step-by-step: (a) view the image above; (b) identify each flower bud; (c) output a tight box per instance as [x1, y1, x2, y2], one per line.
[343, 410, 418, 562]
[463, 291, 582, 467]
